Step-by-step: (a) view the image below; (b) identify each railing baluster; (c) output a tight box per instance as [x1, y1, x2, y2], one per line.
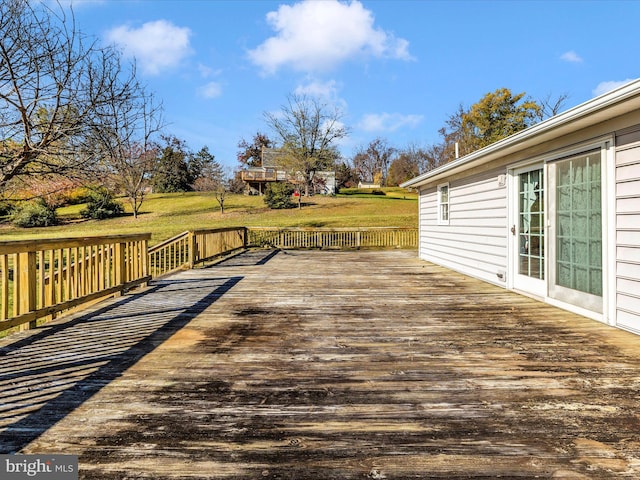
[1, 254, 8, 321]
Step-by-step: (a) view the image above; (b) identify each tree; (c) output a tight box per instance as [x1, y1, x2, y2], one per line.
[387, 143, 439, 186]
[264, 182, 294, 209]
[227, 169, 246, 194]
[188, 146, 229, 213]
[190, 146, 217, 184]
[79, 187, 124, 219]
[237, 132, 273, 167]
[335, 161, 359, 190]
[352, 137, 396, 186]
[462, 88, 541, 151]
[429, 88, 565, 166]
[388, 155, 420, 186]
[435, 104, 474, 162]
[107, 143, 159, 219]
[265, 94, 348, 196]
[213, 175, 230, 214]
[89, 72, 163, 218]
[151, 136, 193, 193]
[0, 0, 149, 196]
[537, 92, 570, 120]
[191, 146, 224, 192]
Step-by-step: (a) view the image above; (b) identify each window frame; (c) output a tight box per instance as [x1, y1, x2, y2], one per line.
[437, 182, 450, 225]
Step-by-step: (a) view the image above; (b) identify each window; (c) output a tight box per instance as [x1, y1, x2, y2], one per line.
[438, 183, 450, 225]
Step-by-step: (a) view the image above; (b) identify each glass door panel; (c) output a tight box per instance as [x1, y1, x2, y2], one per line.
[549, 151, 603, 312]
[512, 165, 545, 297]
[518, 168, 544, 280]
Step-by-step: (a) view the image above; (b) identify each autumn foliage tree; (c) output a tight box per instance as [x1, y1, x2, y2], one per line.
[431, 88, 567, 166]
[237, 133, 273, 167]
[386, 143, 444, 186]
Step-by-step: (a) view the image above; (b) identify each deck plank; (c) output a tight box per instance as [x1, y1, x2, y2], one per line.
[2, 249, 640, 478]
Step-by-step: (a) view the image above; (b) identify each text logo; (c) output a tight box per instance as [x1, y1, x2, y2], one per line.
[0, 455, 78, 479]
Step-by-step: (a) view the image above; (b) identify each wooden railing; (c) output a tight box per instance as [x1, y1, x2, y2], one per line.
[148, 227, 247, 278]
[0, 227, 415, 336]
[0, 234, 150, 333]
[246, 227, 418, 250]
[240, 169, 278, 182]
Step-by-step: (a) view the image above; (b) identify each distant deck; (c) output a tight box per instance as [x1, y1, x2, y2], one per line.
[2, 249, 640, 479]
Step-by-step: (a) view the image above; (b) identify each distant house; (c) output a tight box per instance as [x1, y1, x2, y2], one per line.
[240, 148, 287, 195]
[357, 182, 381, 189]
[240, 148, 336, 195]
[401, 79, 640, 334]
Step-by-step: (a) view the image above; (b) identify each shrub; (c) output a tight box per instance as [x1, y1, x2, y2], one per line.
[0, 200, 15, 217]
[63, 186, 94, 205]
[80, 188, 124, 220]
[11, 199, 58, 227]
[264, 182, 295, 209]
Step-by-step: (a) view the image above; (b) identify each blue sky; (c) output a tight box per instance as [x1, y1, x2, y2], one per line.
[67, 0, 639, 170]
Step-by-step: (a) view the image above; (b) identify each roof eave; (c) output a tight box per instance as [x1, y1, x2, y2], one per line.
[401, 78, 640, 189]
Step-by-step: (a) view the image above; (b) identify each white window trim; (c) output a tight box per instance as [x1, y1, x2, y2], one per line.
[437, 182, 450, 225]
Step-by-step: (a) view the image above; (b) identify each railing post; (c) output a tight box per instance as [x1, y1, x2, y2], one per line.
[141, 239, 149, 286]
[188, 232, 196, 269]
[16, 251, 37, 330]
[114, 242, 127, 295]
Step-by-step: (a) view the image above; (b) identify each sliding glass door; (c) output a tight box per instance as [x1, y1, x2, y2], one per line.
[548, 150, 603, 312]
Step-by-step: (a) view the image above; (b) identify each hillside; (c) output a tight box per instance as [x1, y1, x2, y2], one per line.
[0, 189, 418, 246]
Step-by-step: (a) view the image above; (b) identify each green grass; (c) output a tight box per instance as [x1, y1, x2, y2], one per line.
[0, 188, 418, 246]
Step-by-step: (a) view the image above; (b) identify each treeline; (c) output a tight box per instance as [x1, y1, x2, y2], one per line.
[237, 89, 567, 191]
[338, 88, 567, 188]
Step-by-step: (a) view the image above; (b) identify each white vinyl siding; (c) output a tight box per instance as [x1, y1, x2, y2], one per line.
[418, 167, 508, 285]
[437, 183, 450, 224]
[614, 129, 640, 333]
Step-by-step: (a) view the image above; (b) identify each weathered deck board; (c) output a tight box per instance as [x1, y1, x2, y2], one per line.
[2, 249, 640, 479]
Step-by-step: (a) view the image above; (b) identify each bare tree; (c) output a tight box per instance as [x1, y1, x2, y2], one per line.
[213, 176, 230, 214]
[265, 94, 348, 196]
[191, 147, 229, 214]
[538, 92, 570, 120]
[90, 80, 163, 218]
[388, 143, 437, 186]
[0, 0, 154, 198]
[352, 137, 396, 186]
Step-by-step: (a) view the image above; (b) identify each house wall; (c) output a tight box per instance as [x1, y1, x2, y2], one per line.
[415, 110, 640, 332]
[614, 127, 640, 333]
[418, 165, 508, 286]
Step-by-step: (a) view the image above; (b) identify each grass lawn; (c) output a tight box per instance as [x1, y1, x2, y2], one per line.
[0, 188, 418, 246]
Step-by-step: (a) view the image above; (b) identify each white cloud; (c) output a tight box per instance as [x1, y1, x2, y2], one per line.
[197, 64, 222, 79]
[294, 80, 340, 99]
[248, 0, 413, 75]
[592, 79, 637, 97]
[560, 50, 583, 63]
[106, 20, 192, 75]
[198, 82, 223, 99]
[358, 113, 423, 132]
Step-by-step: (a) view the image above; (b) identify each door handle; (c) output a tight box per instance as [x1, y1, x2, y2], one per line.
[511, 225, 516, 236]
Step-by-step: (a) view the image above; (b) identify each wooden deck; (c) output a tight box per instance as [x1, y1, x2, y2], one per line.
[2, 249, 640, 479]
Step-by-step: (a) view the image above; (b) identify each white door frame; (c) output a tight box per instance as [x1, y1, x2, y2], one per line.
[507, 137, 613, 323]
[508, 163, 546, 298]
